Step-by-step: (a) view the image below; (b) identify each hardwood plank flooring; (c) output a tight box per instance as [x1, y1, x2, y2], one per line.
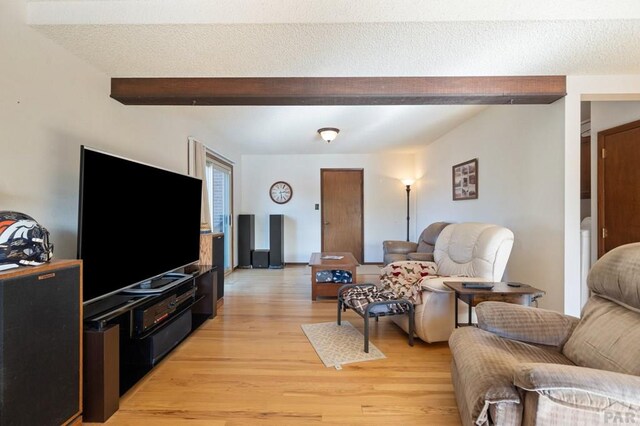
[103, 266, 460, 425]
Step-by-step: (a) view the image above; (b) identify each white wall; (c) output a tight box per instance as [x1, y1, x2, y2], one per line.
[414, 103, 565, 312]
[589, 101, 640, 263]
[0, 1, 241, 259]
[240, 154, 415, 263]
[7, 0, 640, 297]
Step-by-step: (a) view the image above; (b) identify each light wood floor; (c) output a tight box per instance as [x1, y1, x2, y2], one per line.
[105, 266, 461, 425]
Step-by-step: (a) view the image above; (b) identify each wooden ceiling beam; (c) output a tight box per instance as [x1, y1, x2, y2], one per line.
[110, 76, 566, 106]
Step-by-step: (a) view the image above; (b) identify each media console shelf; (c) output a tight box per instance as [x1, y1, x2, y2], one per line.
[83, 265, 217, 423]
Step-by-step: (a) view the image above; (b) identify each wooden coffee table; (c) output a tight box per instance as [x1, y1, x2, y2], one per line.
[309, 252, 359, 301]
[443, 281, 545, 327]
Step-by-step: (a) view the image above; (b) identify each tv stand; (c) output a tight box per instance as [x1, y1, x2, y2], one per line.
[83, 266, 217, 422]
[83, 293, 151, 322]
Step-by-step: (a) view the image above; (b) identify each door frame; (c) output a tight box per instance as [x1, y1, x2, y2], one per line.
[320, 168, 364, 261]
[206, 152, 235, 274]
[597, 118, 640, 258]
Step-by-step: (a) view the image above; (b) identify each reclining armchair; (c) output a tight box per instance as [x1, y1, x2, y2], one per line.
[449, 243, 640, 425]
[383, 221, 449, 265]
[389, 222, 514, 343]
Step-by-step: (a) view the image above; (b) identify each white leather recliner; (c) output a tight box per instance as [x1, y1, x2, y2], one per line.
[391, 223, 514, 343]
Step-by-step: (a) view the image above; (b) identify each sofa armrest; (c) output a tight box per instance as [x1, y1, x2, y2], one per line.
[407, 252, 434, 262]
[383, 240, 418, 255]
[476, 302, 578, 349]
[515, 363, 640, 407]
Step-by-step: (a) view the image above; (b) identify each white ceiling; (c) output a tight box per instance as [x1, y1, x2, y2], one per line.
[183, 104, 487, 154]
[26, 0, 640, 154]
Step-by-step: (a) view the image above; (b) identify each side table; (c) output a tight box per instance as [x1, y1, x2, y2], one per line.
[443, 281, 545, 328]
[308, 252, 359, 300]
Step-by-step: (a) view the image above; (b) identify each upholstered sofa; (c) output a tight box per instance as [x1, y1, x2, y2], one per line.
[389, 222, 514, 343]
[449, 243, 640, 426]
[382, 222, 450, 265]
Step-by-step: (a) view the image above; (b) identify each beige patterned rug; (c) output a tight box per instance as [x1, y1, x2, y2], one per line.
[301, 321, 386, 368]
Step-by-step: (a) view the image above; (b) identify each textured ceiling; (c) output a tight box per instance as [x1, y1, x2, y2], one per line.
[27, 0, 640, 25]
[26, 1, 640, 154]
[31, 21, 640, 77]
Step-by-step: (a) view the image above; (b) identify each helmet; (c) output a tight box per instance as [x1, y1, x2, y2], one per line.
[0, 211, 54, 267]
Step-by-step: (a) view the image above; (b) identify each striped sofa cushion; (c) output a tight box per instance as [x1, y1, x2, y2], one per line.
[563, 296, 640, 376]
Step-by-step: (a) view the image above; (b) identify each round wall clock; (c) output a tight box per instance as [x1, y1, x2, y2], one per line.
[269, 181, 293, 204]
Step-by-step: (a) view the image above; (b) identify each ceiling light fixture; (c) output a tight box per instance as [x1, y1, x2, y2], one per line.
[318, 127, 340, 143]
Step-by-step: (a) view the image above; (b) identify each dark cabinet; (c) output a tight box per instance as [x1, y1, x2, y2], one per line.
[0, 260, 82, 426]
[192, 267, 217, 320]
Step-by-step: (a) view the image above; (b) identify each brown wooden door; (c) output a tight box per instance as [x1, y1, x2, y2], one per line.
[321, 169, 364, 263]
[598, 118, 640, 257]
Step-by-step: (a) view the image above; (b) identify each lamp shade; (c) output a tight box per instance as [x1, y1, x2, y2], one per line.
[401, 178, 415, 186]
[318, 127, 340, 143]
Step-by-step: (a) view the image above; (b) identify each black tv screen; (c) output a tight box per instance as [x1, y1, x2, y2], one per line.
[78, 146, 202, 304]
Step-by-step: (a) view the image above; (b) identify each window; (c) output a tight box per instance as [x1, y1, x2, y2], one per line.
[205, 156, 233, 273]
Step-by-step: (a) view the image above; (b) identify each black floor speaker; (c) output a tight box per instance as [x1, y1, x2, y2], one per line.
[238, 214, 255, 268]
[269, 214, 284, 268]
[0, 261, 82, 426]
[213, 233, 225, 300]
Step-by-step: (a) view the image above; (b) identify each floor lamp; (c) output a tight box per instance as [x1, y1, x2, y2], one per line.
[401, 179, 415, 241]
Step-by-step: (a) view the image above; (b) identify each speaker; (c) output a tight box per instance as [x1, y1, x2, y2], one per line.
[84, 325, 120, 423]
[252, 249, 270, 268]
[212, 234, 225, 300]
[269, 214, 284, 268]
[238, 214, 255, 268]
[145, 309, 192, 366]
[0, 261, 82, 426]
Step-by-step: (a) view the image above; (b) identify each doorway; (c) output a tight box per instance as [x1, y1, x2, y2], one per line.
[206, 155, 234, 273]
[597, 118, 640, 257]
[320, 169, 364, 263]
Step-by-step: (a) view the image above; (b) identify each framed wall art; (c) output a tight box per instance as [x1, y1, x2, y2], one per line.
[452, 158, 478, 201]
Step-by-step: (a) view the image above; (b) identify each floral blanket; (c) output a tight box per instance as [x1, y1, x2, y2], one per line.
[380, 261, 439, 304]
[341, 285, 410, 316]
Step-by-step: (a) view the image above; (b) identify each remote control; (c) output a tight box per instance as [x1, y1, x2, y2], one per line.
[462, 282, 494, 289]
[507, 282, 523, 287]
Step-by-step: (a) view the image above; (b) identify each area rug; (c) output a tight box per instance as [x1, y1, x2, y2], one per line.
[301, 321, 386, 368]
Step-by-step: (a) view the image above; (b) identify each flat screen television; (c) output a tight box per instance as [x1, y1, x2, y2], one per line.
[78, 146, 202, 304]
